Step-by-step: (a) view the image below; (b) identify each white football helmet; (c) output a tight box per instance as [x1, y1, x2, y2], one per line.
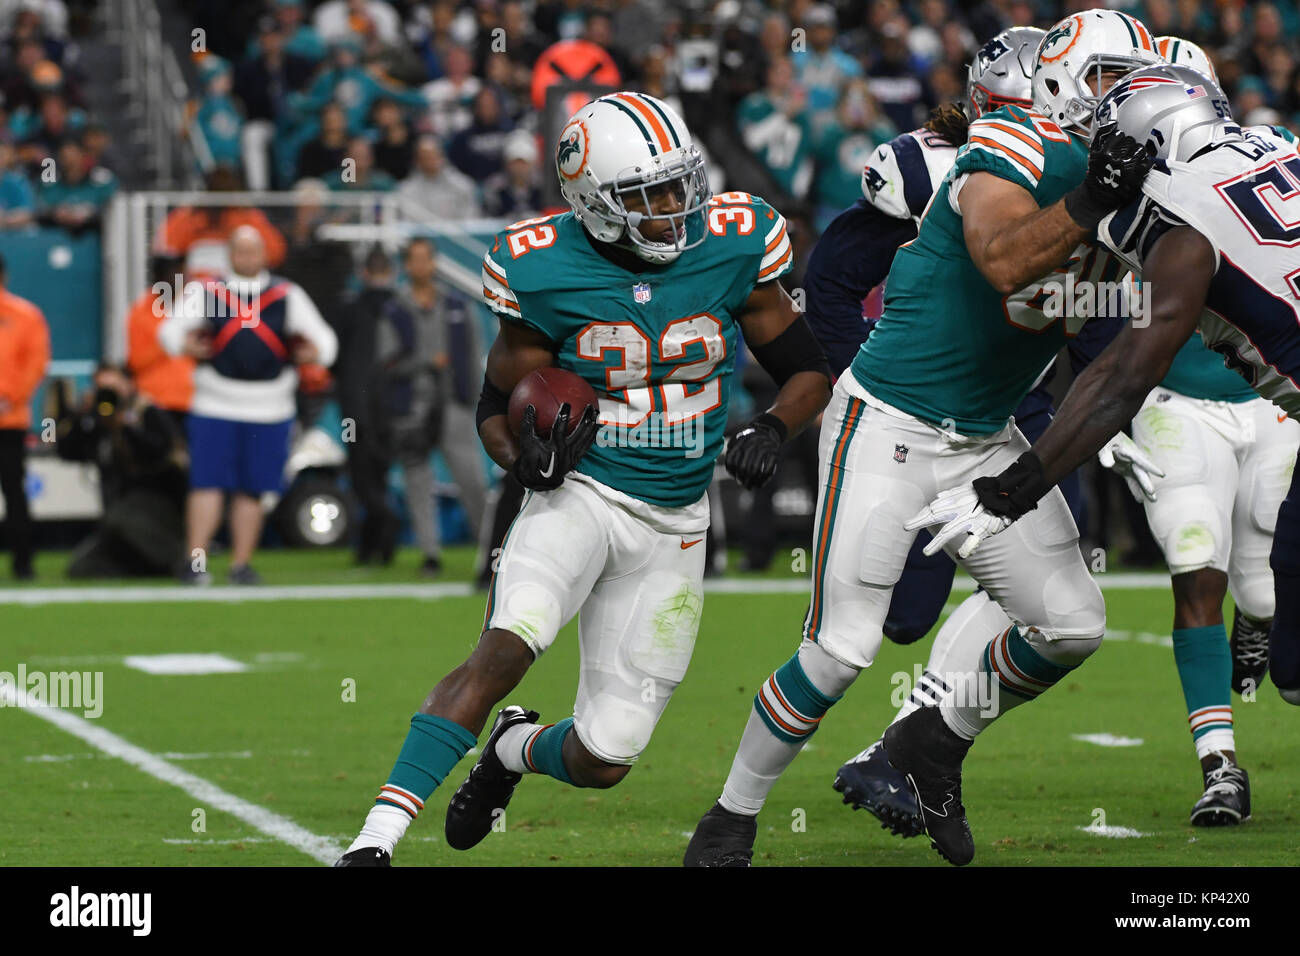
[1155, 35, 1218, 85]
[967, 26, 1044, 117]
[555, 92, 711, 265]
[1032, 9, 1161, 133]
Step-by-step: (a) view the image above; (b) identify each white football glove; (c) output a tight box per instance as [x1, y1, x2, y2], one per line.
[1097, 432, 1164, 502]
[906, 485, 1014, 560]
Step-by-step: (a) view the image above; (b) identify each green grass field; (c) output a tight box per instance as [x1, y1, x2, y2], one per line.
[1, 546, 1297, 866]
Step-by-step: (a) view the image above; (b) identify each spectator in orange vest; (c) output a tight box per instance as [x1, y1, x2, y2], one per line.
[0, 253, 51, 579]
[127, 256, 195, 420]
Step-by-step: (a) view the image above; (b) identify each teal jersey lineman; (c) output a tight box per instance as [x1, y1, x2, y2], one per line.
[481, 195, 794, 507]
[850, 105, 1130, 434]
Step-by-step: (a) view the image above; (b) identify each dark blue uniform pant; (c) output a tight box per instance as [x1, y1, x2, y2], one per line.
[1269, 446, 1300, 690]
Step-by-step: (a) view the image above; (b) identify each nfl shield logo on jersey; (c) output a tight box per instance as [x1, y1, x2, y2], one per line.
[633, 282, 652, 304]
[894, 443, 909, 463]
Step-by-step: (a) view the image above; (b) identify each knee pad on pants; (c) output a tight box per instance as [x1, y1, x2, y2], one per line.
[797, 638, 860, 698]
[573, 693, 657, 766]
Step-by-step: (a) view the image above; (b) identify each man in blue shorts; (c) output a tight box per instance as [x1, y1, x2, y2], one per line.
[160, 226, 337, 584]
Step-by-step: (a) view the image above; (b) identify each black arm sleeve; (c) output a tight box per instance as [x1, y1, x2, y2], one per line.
[803, 199, 917, 376]
[476, 373, 511, 430]
[748, 314, 832, 388]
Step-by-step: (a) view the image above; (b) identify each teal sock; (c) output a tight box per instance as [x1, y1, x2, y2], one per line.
[375, 713, 477, 818]
[945, 626, 1075, 738]
[753, 652, 840, 744]
[1172, 624, 1234, 758]
[522, 717, 575, 785]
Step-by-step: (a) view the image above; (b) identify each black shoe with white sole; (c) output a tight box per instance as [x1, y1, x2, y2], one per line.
[881, 707, 975, 866]
[833, 739, 924, 838]
[444, 705, 539, 851]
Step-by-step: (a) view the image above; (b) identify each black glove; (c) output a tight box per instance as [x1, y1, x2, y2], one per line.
[725, 413, 787, 490]
[1064, 131, 1154, 230]
[511, 402, 599, 491]
[972, 451, 1052, 519]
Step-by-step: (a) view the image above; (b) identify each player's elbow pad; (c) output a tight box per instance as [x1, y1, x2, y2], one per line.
[476, 374, 511, 430]
[750, 316, 833, 387]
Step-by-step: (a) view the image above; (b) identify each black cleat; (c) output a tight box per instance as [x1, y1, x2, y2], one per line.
[1230, 609, 1270, 696]
[882, 707, 975, 866]
[833, 739, 924, 838]
[333, 847, 391, 867]
[683, 802, 758, 867]
[444, 705, 539, 851]
[1190, 755, 1251, 827]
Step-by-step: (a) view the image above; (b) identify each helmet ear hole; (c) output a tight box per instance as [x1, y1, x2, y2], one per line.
[1046, 79, 1059, 96]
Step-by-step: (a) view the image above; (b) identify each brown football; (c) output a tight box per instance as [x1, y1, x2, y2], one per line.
[507, 366, 600, 439]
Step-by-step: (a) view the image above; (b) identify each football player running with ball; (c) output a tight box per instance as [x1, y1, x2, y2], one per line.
[684, 9, 1159, 867]
[924, 64, 1300, 769]
[335, 92, 830, 866]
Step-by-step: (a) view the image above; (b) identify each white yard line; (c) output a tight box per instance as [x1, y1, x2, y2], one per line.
[0, 572, 1174, 605]
[0, 682, 345, 865]
[0, 582, 475, 605]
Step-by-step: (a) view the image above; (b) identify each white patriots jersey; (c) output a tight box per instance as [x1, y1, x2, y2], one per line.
[861, 127, 958, 222]
[1099, 125, 1300, 416]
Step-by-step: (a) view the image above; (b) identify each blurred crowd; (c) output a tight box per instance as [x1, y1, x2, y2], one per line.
[168, 0, 1300, 229]
[0, 0, 116, 232]
[3, 0, 1296, 582]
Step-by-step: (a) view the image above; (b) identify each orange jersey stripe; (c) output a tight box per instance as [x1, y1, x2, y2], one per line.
[764, 224, 788, 255]
[758, 248, 793, 280]
[979, 121, 1046, 156]
[968, 137, 1042, 181]
[483, 286, 521, 313]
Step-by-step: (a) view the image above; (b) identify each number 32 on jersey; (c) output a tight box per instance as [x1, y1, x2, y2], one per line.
[577, 315, 727, 427]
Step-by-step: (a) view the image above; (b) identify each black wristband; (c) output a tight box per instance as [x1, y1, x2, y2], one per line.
[752, 412, 788, 444]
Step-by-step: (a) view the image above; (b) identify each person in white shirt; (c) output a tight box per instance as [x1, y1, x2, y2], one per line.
[312, 0, 401, 47]
[397, 135, 481, 222]
[159, 226, 338, 584]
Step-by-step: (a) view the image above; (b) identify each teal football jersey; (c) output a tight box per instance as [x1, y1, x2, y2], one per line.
[850, 105, 1129, 434]
[481, 195, 793, 507]
[1160, 333, 1257, 403]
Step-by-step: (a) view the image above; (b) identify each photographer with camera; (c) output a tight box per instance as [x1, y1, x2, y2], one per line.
[57, 365, 188, 578]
